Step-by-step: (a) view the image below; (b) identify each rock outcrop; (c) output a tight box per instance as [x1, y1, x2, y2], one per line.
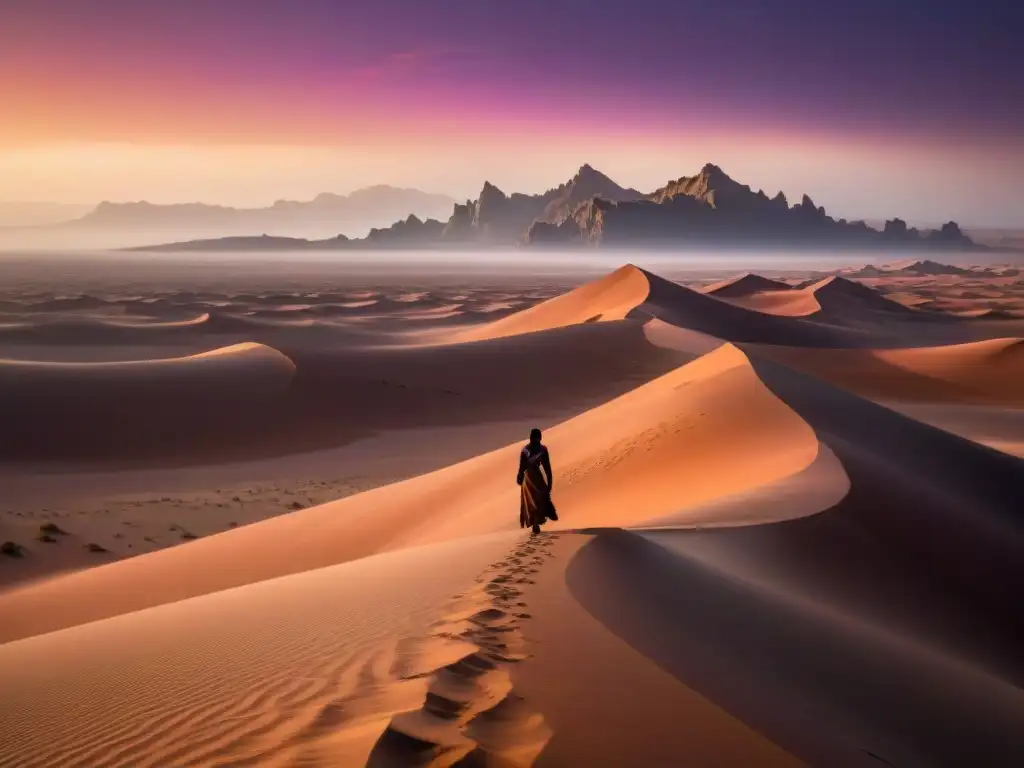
[440, 165, 640, 244]
[364, 214, 445, 246]
[525, 164, 981, 251]
[129, 163, 990, 253]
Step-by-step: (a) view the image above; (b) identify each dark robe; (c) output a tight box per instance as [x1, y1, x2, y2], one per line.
[517, 443, 557, 529]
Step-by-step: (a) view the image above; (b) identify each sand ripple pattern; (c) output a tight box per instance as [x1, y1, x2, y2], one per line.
[0, 534, 521, 767]
[367, 533, 556, 767]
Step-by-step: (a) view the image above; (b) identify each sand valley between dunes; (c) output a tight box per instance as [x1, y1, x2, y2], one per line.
[1, 253, 1023, 767]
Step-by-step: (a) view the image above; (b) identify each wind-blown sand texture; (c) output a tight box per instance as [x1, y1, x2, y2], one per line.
[1, 256, 1022, 766]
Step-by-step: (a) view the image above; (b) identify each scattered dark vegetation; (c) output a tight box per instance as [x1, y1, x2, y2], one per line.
[37, 534, 58, 543]
[289, 501, 305, 510]
[85, 542, 108, 553]
[1, 541, 24, 557]
[39, 522, 67, 536]
[180, 531, 198, 541]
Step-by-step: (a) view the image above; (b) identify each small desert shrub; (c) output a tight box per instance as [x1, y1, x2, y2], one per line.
[289, 501, 305, 510]
[1, 541, 23, 557]
[180, 531, 198, 541]
[85, 542, 108, 553]
[37, 534, 57, 543]
[39, 522, 67, 536]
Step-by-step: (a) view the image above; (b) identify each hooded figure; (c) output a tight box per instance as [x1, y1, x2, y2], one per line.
[517, 428, 558, 533]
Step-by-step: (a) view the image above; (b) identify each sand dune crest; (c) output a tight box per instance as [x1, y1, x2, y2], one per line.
[753, 337, 1024, 406]
[0, 343, 825, 642]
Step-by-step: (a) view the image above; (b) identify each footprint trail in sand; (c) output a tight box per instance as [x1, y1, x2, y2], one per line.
[367, 533, 558, 767]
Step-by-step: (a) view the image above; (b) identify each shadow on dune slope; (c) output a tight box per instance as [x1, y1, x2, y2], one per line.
[0, 320, 681, 466]
[566, 354, 1024, 767]
[752, 337, 1024, 406]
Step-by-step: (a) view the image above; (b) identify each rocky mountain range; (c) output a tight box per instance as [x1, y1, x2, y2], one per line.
[131, 163, 999, 252]
[75, 186, 454, 232]
[525, 164, 977, 249]
[439, 164, 641, 243]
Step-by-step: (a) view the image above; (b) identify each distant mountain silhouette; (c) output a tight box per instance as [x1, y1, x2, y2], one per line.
[526, 163, 983, 251]
[9, 186, 457, 249]
[364, 214, 445, 246]
[130, 163, 999, 253]
[440, 165, 641, 243]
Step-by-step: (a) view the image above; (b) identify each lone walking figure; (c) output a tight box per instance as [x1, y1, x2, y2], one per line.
[517, 428, 558, 534]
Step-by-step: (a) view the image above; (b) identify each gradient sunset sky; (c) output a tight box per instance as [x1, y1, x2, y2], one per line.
[1, 0, 1021, 226]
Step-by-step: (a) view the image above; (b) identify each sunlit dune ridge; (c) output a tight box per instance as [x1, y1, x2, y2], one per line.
[0, 342, 826, 642]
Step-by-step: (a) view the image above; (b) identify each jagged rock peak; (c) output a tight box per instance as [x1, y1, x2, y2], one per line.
[648, 163, 745, 204]
[479, 181, 506, 199]
[567, 163, 631, 192]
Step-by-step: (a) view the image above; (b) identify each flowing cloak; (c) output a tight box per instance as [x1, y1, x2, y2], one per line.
[517, 443, 557, 528]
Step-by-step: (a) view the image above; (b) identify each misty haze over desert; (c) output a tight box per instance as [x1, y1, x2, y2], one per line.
[2, 1, 1023, 767]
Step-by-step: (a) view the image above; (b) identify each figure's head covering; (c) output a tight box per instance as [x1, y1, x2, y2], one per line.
[529, 428, 542, 444]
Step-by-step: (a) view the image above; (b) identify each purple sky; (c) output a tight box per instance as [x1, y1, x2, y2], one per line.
[1, 0, 1022, 224]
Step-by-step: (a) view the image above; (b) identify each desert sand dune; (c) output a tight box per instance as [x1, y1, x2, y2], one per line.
[0, 343, 823, 642]
[0, 343, 297, 464]
[952, 307, 1019, 319]
[201, 311, 317, 331]
[455, 264, 652, 341]
[0, 533, 531, 768]
[804, 275, 920, 314]
[0, 312, 214, 344]
[2, 261, 1023, 767]
[752, 337, 1024, 406]
[560, 354, 1024, 765]
[0, 318, 679, 466]
[706, 272, 1024, 328]
[0, 282, 551, 353]
[20, 295, 111, 312]
[458, 264, 1002, 349]
[718, 275, 944, 323]
[702, 273, 794, 297]
[885, 401, 1024, 458]
[0, 318, 682, 587]
[461, 264, 857, 346]
[5, 335, 1020, 766]
[0, 341, 294, 399]
[716, 287, 824, 317]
